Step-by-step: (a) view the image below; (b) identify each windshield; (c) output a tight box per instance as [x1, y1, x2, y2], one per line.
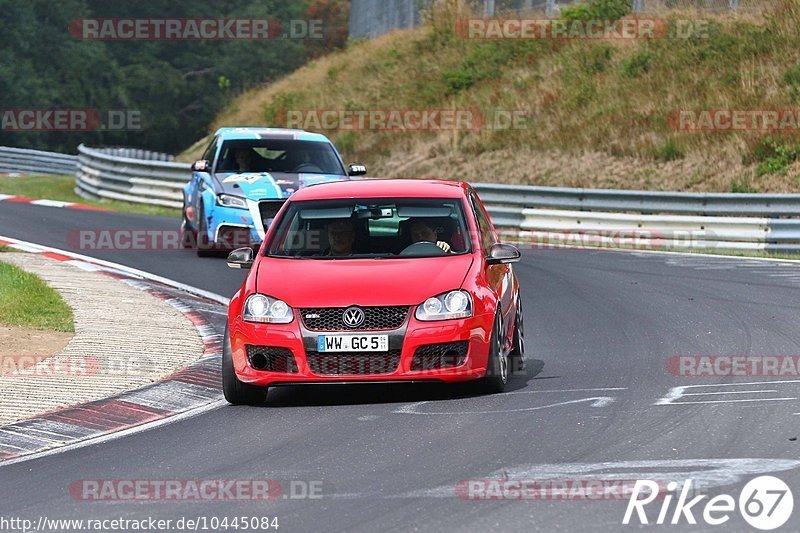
[267, 198, 472, 259]
[216, 139, 346, 175]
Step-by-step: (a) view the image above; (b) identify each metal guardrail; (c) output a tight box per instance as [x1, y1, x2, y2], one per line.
[0, 147, 78, 176]
[6, 144, 799, 254]
[473, 183, 800, 253]
[473, 183, 800, 217]
[75, 144, 189, 209]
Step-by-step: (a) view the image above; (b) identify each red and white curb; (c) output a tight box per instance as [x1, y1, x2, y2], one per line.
[0, 194, 108, 211]
[0, 235, 229, 466]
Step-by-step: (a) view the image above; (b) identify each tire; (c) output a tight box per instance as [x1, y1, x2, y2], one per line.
[478, 314, 508, 394]
[196, 204, 215, 257]
[222, 326, 268, 405]
[180, 218, 195, 249]
[509, 296, 526, 373]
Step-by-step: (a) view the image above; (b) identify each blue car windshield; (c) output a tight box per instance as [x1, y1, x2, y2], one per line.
[216, 140, 346, 175]
[267, 198, 472, 259]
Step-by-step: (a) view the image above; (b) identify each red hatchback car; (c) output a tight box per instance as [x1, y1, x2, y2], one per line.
[223, 179, 524, 404]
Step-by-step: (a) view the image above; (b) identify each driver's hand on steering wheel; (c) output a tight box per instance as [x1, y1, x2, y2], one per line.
[436, 241, 451, 253]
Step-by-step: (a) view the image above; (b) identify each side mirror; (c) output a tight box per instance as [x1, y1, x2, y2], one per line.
[192, 160, 210, 172]
[348, 164, 367, 177]
[227, 247, 254, 269]
[486, 243, 521, 265]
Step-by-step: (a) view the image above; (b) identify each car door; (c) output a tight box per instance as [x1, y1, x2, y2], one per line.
[469, 189, 514, 331]
[189, 136, 218, 227]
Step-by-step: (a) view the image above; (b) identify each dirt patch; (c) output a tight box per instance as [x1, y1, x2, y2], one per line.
[0, 326, 73, 376]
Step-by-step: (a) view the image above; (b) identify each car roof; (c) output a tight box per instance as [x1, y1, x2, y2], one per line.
[290, 179, 469, 201]
[214, 127, 332, 143]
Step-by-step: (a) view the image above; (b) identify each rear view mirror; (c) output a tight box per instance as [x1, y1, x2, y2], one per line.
[192, 160, 210, 172]
[227, 247, 254, 269]
[486, 243, 521, 265]
[348, 164, 367, 176]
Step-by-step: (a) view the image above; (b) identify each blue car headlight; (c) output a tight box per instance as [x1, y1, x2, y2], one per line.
[415, 290, 473, 321]
[217, 194, 248, 210]
[243, 294, 294, 324]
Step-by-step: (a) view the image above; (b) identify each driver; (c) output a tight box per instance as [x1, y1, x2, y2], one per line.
[326, 219, 356, 256]
[233, 147, 257, 172]
[409, 219, 451, 253]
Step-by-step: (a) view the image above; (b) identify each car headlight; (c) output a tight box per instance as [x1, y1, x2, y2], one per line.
[415, 290, 473, 321]
[217, 194, 248, 209]
[243, 294, 294, 324]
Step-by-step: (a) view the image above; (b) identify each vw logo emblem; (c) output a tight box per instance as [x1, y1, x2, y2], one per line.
[342, 306, 365, 328]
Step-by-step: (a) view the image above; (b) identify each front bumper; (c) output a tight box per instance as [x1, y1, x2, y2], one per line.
[229, 311, 494, 386]
[205, 203, 261, 247]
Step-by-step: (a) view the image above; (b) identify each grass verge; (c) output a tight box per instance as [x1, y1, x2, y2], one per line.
[0, 175, 181, 218]
[0, 260, 74, 332]
[182, 0, 800, 192]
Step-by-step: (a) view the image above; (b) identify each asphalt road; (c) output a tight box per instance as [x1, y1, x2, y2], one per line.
[1, 202, 799, 532]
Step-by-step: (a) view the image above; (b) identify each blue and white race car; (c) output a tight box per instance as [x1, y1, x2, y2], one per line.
[181, 127, 365, 256]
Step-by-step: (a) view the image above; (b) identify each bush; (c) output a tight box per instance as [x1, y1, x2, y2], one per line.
[730, 178, 759, 193]
[621, 51, 653, 78]
[562, 0, 631, 20]
[743, 137, 800, 176]
[263, 91, 303, 127]
[653, 139, 685, 161]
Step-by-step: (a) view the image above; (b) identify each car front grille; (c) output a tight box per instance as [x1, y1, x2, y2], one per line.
[300, 306, 409, 331]
[306, 350, 402, 375]
[411, 341, 469, 371]
[246, 345, 298, 373]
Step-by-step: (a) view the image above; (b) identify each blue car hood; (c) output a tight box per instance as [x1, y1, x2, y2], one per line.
[214, 172, 346, 200]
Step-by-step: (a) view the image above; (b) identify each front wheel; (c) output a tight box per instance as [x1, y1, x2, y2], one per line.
[196, 205, 216, 257]
[478, 314, 508, 394]
[222, 326, 268, 405]
[509, 296, 525, 373]
[180, 218, 196, 249]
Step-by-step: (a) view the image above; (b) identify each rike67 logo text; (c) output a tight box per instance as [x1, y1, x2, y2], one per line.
[624, 476, 793, 530]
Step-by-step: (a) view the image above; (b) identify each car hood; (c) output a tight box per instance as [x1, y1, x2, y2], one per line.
[255, 255, 475, 307]
[215, 172, 346, 200]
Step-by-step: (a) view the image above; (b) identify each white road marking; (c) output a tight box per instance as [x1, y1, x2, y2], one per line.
[656, 380, 800, 405]
[395, 396, 615, 415]
[682, 390, 778, 396]
[505, 387, 627, 395]
[666, 398, 797, 405]
[29, 199, 74, 208]
[0, 194, 15, 201]
[397, 458, 800, 499]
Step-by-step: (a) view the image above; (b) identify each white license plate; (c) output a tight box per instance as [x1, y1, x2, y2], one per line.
[317, 335, 389, 352]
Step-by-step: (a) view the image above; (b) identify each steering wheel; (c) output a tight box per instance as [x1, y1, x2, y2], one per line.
[399, 241, 446, 257]
[293, 163, 323, 173]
